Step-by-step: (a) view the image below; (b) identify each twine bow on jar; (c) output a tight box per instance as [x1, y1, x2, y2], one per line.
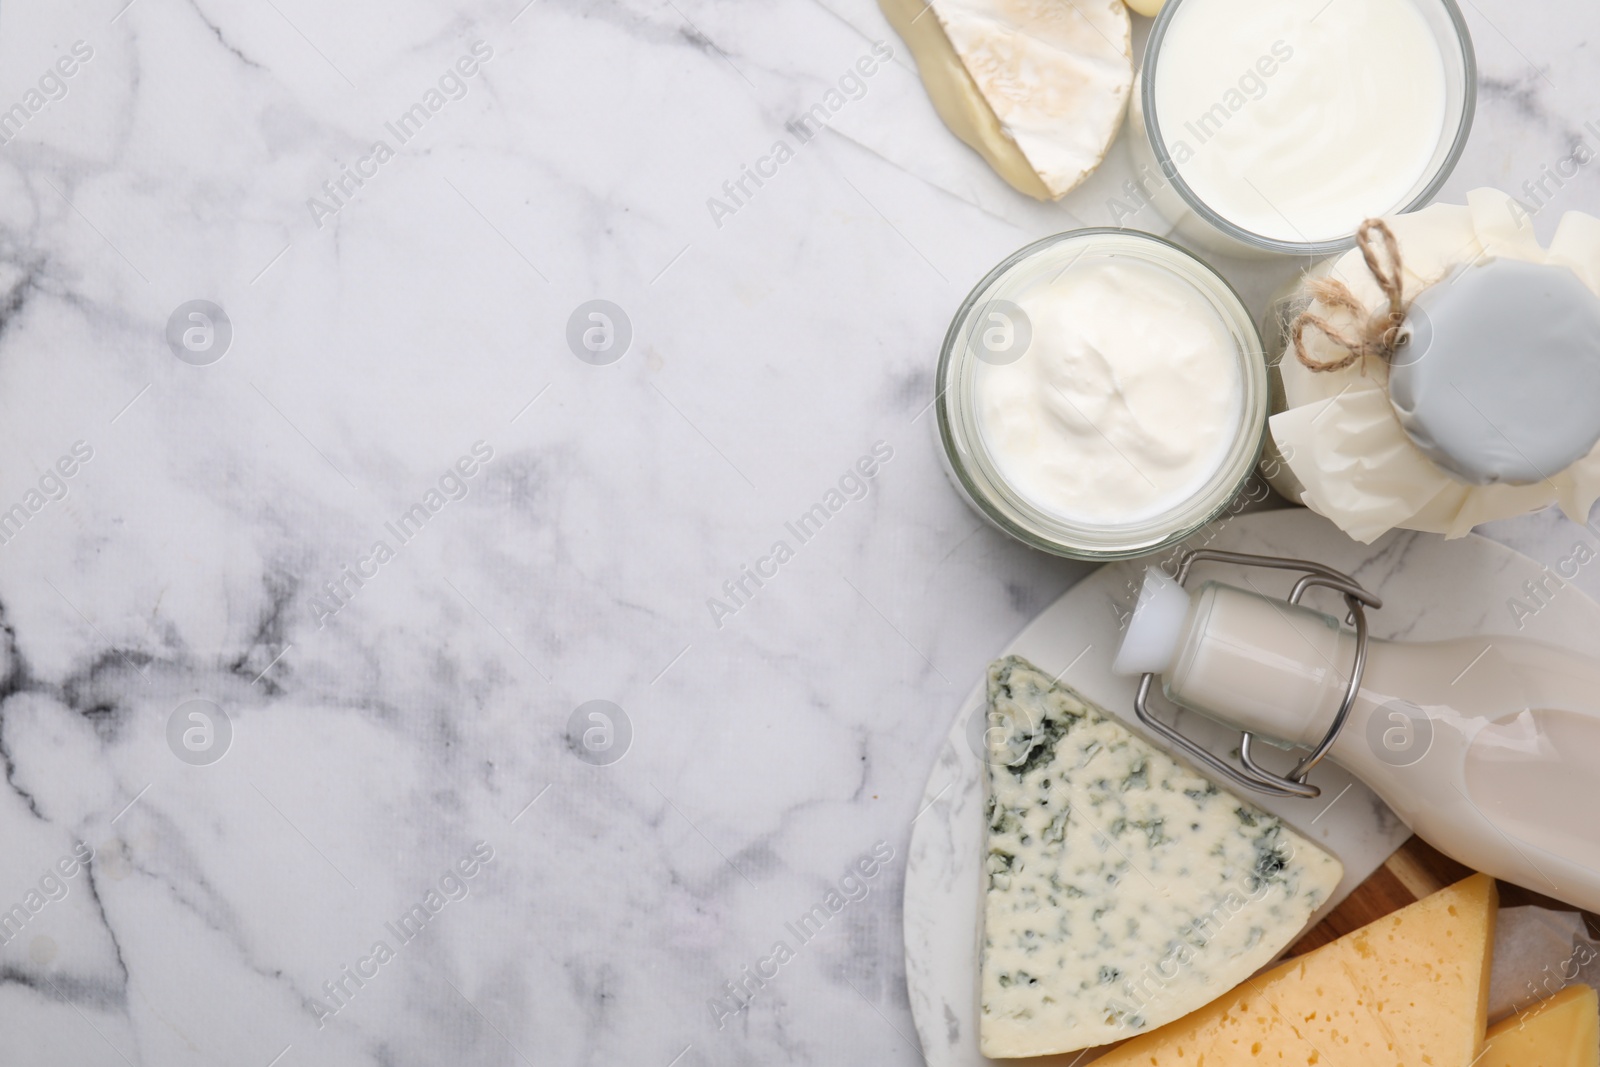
[1291, 219, 1411, 373]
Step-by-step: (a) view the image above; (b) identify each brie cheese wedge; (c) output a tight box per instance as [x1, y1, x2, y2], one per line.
[979, 656, 1344, 1058]
[881, 0, 1132, 200]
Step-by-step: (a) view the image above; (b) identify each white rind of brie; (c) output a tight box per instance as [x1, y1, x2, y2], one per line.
[885, 0, 1132, 200]
[979, 656, 1344, 1058]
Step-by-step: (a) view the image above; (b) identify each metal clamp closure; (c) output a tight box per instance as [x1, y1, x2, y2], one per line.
[1133, 549, 1382, 800]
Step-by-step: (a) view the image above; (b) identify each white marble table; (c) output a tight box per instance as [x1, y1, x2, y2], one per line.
[0, 1, 1595, 1064]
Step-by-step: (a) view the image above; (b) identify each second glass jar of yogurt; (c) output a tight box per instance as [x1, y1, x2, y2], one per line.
[1126, 0, 1476, 257]
[936, 229, 1268, 560]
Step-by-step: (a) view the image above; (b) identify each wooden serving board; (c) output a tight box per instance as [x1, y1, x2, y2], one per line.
[1291, 836, 1600, 956]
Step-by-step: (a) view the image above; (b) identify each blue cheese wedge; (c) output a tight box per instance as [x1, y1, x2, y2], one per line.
[979, 656, 1344, 1058]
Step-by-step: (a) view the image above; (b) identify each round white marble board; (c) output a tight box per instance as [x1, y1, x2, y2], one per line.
[903, 507, 1600, 1067]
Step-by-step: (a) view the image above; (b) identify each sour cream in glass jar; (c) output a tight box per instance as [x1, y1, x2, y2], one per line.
[936, 230, 1267, 559]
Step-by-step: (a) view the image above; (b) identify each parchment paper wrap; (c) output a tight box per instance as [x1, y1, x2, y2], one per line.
[1269, 189, 1600, 542]
[1488, 905, 1600, 1024]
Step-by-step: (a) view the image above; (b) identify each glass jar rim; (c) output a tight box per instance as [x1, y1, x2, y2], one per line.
[936, 228, 1269, 560]
[1139, 0, 1477, 257]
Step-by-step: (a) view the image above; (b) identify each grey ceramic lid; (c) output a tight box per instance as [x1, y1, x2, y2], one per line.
[1389, 258, 1600, 486]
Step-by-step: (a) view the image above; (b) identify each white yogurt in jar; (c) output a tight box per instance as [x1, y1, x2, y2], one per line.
[1152, 0, 1449, 244]
[974, 257, 1242, 524]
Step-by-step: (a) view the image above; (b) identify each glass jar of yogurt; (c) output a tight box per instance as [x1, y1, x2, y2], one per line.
[1126, 0, 1476, 257]
[936, 229, 1268, 560]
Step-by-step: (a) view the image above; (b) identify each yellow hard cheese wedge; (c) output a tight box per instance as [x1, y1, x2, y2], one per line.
[1094, 873, 1498, 1067]
[879, 0, 1132, 201]
[1482, 984, 1599, 1067]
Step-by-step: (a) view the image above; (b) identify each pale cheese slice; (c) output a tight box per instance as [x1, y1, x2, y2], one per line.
[1482, 984, 1600, 1067]
[882, 0, 1132, 200]
[979, 656, 1344, 1058]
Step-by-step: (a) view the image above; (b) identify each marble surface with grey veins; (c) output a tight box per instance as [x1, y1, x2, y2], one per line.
[0, 0, 1595, 1064]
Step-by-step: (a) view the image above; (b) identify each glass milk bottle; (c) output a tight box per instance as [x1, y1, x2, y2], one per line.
[1115, 556, 1600, 914]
